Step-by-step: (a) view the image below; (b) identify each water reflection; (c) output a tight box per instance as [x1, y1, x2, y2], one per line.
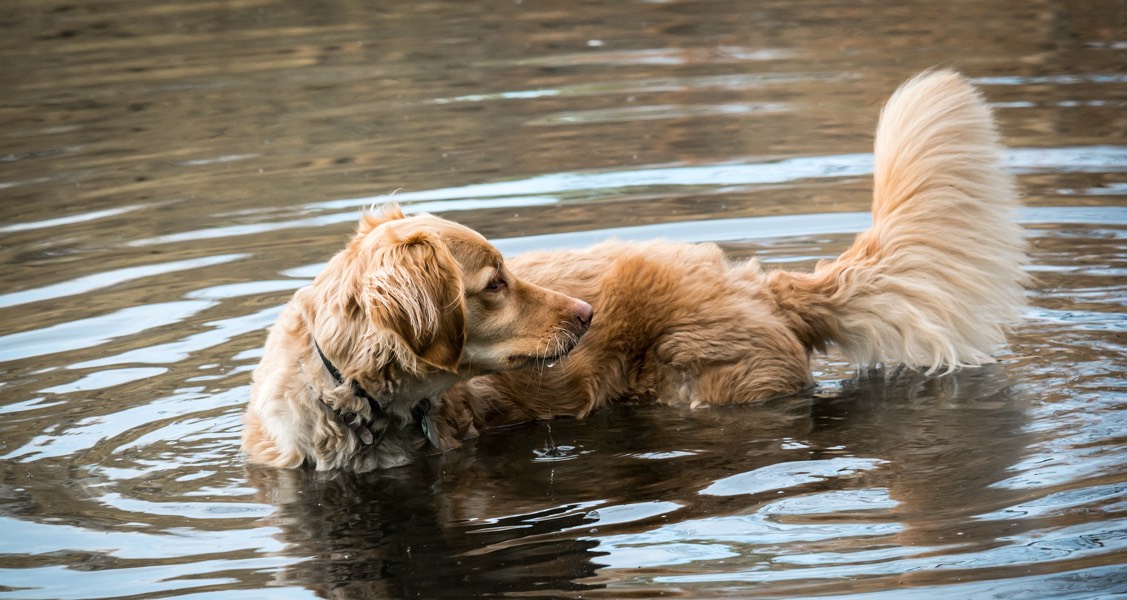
[240, 368, 1034, 598]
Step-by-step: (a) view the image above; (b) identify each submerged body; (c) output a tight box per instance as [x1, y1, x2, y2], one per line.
[438, 240, 812, 433]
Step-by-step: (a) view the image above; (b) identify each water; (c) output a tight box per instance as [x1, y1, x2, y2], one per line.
[1, 0, 1124, 597]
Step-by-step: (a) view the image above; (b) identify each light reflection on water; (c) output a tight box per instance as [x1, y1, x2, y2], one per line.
[1, 0, 1125, 598]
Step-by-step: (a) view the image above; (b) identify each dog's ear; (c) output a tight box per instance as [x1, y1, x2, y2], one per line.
[366, 231, 466, 372]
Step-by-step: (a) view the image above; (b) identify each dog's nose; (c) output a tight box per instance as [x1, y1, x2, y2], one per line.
[574, 300, 593, 328]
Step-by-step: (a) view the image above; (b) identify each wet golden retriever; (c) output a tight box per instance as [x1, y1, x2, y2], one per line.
[242, 210, 593, 471]
[435, 70, 1027, 441]
[243, 70, 1026, 471]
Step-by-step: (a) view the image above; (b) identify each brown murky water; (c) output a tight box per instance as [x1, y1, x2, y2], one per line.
[1, 0, 1125, 598]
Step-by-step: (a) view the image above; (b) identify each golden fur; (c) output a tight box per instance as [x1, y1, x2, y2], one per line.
[436, 70, 1028, 437]
[242, 70, 1027, 471]
[242, 208, 593, 471]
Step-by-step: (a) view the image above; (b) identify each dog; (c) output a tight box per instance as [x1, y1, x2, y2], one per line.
[435, 70, 1028, 438]
[241, 208, 594, 471]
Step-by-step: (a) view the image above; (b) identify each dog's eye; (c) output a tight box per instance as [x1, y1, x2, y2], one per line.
[484, 276, 507, 292]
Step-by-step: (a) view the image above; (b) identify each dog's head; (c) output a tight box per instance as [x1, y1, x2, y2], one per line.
[309, 205, 592, 376]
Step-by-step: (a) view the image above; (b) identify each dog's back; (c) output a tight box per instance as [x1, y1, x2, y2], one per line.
[439, 70, 1028, 435]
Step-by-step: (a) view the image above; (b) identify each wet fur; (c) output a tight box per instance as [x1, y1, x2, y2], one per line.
[438, 70, 1028, 435]
[242, 208, 592, 471]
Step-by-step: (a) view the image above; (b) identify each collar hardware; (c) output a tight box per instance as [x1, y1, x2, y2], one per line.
[312, 340, 437, 448]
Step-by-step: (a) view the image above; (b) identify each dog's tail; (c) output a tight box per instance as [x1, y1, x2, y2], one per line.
[765, 70, 1027, 373]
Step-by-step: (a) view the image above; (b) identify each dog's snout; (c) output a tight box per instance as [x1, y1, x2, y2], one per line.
[573, 300, 593, 328]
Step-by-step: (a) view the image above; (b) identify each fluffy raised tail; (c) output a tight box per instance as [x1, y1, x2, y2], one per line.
[766, 70, 1028, 373]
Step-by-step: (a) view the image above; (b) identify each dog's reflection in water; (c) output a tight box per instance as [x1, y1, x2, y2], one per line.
[246, 366, 1029, 599]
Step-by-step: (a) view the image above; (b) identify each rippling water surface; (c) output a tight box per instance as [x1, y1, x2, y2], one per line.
[2, 1, 1125, 598]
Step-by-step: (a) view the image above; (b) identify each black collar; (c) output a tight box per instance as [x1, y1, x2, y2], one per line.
[313, 340, 440, 449]
[314, 339, 382, 410]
